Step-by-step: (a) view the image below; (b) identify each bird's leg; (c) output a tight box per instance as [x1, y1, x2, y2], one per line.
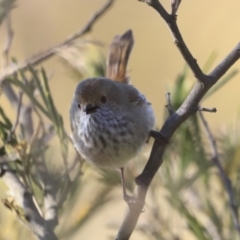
[119, 167, 136, 205]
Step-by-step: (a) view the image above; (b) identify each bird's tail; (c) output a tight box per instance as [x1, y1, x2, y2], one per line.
[105, 30, 134, 84]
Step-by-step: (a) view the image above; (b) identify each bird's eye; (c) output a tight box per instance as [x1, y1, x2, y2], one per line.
[100, 95, 107, 104]
[77, 103, 81, 109]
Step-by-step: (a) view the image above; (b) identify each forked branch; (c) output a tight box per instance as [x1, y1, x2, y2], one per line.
[116, 1, 240, 239]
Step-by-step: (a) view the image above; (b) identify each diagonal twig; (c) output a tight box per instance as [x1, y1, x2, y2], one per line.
[199, 111, 240, 235]
[0, 0, 114, 83]
[139, 0, 205, 81]
[171, 0, 182, 15]
[196, 106, 217, 113]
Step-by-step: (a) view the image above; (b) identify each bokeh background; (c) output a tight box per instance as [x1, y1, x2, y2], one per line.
[1, 0, 240, 239]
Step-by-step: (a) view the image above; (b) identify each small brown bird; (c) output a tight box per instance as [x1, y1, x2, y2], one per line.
[70, 30, 155, 203]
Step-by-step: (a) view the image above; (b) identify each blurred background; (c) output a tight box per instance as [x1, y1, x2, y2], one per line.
[1, 0, 240, 239]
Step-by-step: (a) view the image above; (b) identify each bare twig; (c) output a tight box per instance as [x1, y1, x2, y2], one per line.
[116, 1, 240, 239]
[196, 106, 217, 113]
[199, 111, 240, 235]
[165, 92, 174, 114]
[139, 0, 205, 81]
[171, 0, 182, 15]
[0, 164, 58, 240]
[0, 0, 114, 83]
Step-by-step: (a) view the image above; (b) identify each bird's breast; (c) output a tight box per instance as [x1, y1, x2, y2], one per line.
[73, 106, 153, 168]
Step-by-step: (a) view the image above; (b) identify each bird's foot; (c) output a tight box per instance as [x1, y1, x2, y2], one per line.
[123, 193, 144, 211]
[149, 130, 169, 144]
[123, 193, 136, 205]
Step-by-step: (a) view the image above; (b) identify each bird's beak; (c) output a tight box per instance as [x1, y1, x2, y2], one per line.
[84, 104, 99, 115]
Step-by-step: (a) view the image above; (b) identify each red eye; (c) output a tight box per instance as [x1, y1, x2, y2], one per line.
[100, 96, 107, 104]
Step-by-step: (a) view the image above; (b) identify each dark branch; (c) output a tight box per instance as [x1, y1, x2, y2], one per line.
[171, 0, 182, 16]
[140, 0, 205, 81]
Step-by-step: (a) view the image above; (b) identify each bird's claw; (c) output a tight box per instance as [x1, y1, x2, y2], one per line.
[124, 194, 136, 204]
[149, 130, 169, 144]
[123, 194, 144, 211]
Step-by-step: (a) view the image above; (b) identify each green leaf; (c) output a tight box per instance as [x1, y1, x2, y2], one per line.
[170, 199, 210, 240]
[40, 67, 60, 125]
[6, 77, 51, 119]
[0, 146, 6, 156]
[206, 198, 222, 235]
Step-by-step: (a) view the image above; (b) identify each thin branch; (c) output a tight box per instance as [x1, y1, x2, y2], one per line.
[139, 0, 205, 81]
[209, 42, 240, 84]
[0, 0, 114, 83]
[199, 111, 240, 235]
[0, 164, 58, 240]
[171, 0, 182, 15]
[196, 106, 217, 113]
[116, 1, 240, 239]
[165, 92, 174, 115]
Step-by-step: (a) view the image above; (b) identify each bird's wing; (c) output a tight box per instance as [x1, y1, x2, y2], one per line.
[126, 85, 151, 107]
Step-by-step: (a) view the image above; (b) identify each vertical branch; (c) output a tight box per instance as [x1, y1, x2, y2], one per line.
[199, 111, 240, 235]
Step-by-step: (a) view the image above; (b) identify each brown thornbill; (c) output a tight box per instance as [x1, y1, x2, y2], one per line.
[70, 30, 155, 204]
